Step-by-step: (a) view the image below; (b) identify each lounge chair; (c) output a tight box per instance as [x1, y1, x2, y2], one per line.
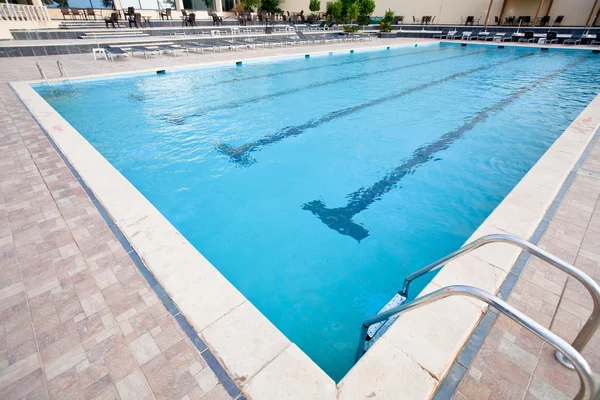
[86, 9, 96, 20]
[104, 12, 119, 28]
[258, 38, 288, 47]
[538, 32, 558, 44]
[478, 32, 493, 40]
[61, 8, 71, 19]
[468, 31, 482, 40]
[553, 15, 564, 26]
[591, 33, 600, 45]
[160, 8, 172, 20]
[155, 44, 189, 56]
[433, 30, 450, 39]
[183, 42, 219, 53]
[491, 32, 508, 41]
[241, 38, 266, 48]
[517, 31, 535, 43]
[71, 9, 82, 19]
[563, 34, 582, 45]
[130, 45, 161, 59]
[460, 31, 473, 40]
[447, 31, 461, 40]
[220, 39, 251, 50]
[105, 47, 129, 61]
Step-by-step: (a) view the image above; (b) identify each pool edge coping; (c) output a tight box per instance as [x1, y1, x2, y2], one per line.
[10, 44, 600, 399]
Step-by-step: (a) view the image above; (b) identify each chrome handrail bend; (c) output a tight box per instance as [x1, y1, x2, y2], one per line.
[356, 285, 596, 400]
[400, 233, 600, 369]
[36, 62, 51, 88]
[57, 61, 72, 86]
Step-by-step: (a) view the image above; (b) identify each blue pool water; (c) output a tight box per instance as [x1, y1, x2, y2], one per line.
[35, 43, 600, 380]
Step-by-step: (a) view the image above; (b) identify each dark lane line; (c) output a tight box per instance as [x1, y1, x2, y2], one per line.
[216, 53, 533, 166]
[302, 57, 588, 242]
[165, 50, 487, 124]
[189, 46, 452, 89]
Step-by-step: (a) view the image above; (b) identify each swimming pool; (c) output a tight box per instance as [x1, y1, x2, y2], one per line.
[34, 43, 600, 381]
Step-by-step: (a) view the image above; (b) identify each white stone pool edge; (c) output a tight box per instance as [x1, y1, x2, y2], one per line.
[10, 46, 600, 399]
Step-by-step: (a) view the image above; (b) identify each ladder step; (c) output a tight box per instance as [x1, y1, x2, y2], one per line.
[364, 293, 406, 352]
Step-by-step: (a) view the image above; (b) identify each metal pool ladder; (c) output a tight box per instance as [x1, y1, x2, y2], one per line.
[57, 61, 72, 86]
[356, 234, 600, 400]
[36, 62, 51, 88]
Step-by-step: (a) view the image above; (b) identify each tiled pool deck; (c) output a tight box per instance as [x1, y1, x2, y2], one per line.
[0, 81, 240, 399]
[447, 129, 600, 399]
[1, 39, 600, 399]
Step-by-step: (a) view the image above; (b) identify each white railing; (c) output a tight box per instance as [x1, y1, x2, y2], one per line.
[0, 3, 51, 23]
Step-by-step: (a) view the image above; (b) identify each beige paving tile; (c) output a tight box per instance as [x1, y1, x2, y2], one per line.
[245, 344, 336, 400]
[202, 301, 290, 383]
[44, 344, 86, 381]
[115, 370, 153, 400]
[338, 337, 437, 400]
[0, 353, 41, 391]
[128, 332, 161, 366]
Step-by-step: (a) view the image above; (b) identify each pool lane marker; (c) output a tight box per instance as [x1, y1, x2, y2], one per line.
[195, 46, 448, 88]
[171, 50, 487, 124]
[160, 46, 452, 119]
[162, 46, 454, 124]
[216, 53, 533, 166]
[303, 57, 589, 242]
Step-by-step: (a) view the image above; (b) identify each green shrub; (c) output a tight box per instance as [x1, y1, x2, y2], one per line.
[379, 8, 394, 32]
[356, 0, 375, 26]
[342, 24, 360, 32]
[326, 0, 343, 23]
[346, 2, 358, 23]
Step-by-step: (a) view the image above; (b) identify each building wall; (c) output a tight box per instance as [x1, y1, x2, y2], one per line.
[280, 0, 600, 26]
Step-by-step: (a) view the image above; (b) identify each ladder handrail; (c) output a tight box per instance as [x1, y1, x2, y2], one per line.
[56, 61, 72, 86]
[400, 233, 600, 368]
[356, 285, 597, 400]
[36, 62, 51, 88]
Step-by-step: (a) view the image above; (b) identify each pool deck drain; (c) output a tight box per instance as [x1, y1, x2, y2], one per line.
[2, 39, 600, 400]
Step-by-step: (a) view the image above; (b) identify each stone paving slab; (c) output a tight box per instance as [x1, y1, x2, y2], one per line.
[0, 83, 238, 400]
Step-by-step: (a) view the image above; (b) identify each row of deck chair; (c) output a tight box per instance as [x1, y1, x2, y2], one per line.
[434, 30, 513, 41]
[433, 30, 600, 45]
[101, 34, 373, 60]
[101, 44, 188, 61]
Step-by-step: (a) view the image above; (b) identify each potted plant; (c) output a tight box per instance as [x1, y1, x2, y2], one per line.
[379, 8, 395, 38]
